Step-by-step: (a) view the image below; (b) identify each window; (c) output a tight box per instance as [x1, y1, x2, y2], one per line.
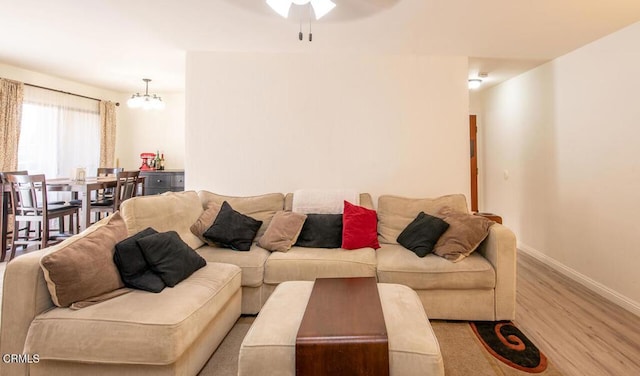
[17, 86, 100, 178]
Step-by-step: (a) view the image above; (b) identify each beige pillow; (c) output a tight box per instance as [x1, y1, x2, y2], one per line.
[257, 211, 307, 252]
[40, 212, 130, 308]
[197, 191, 284, 241]
[377, 194, 469, 244]
[433, 207, 495, 262]
[190, 201, 222, 246]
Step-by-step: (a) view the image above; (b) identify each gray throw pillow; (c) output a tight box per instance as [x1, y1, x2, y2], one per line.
[114, 227, 165, 293]
[294, 214, 343, 248]
[137, 231, 206, 287]
[397, 212, 449, 257]
[203, 201, 263, 251]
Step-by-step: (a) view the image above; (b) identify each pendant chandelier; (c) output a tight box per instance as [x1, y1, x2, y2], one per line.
[266, 0, 336, 20]
[127, 78, 165, 110]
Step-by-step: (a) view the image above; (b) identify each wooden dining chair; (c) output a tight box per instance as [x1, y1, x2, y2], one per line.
[91, 170, 140, 220]
[6, 174, 80, 261]
[1, 170, 28, 261]
[94, 167, 124, 208]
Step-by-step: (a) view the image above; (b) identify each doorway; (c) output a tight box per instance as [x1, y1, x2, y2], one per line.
[470, 115, 478, 212]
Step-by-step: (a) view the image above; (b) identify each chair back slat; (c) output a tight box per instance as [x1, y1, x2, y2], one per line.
[114, 171, 140, 210]
[96, 167, 123, 200]
[6, 174, 47, 217]
[0, 170, 28, 212]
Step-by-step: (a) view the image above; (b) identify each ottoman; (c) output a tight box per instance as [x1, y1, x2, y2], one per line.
[238, 281, 444, 376]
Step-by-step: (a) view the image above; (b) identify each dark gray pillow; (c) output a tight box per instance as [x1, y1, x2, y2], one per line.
[136, 231, 207, 287]
[114, 227, 165, 293]
[294, 214, 343, 248]
[203, 201, 263, 251]
[397, 212, 449, 257]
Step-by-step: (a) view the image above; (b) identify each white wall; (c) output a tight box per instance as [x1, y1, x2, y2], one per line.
[186, 52, 469, 202]
[480, 22, 640, 312]
[0, 62, 185, 172]
[115, 92, 185, 170]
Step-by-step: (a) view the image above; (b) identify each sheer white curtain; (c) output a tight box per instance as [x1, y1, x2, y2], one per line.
[17, 85, 100, 178]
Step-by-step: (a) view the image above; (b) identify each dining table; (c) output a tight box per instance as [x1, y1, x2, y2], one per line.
[46, 176, 146, 231]
[1, 176, 146, 261]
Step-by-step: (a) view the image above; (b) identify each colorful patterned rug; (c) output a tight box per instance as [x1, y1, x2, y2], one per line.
[471, 321, 547, 373]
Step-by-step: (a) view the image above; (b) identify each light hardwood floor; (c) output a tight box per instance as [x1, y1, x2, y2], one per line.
[515, 251, 640, 376]
[0, 250, 638, 375]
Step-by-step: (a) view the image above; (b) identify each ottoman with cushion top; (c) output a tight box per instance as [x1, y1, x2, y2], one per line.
[238, 280, 444, 376]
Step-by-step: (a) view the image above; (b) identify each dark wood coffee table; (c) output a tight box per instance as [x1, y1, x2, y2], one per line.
[296, 277, 389, 376]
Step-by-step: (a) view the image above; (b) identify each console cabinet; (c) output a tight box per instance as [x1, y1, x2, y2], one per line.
[139, 170, 184, 196]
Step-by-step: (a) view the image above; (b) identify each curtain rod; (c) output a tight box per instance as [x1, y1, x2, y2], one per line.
[24, 83, 120, 106]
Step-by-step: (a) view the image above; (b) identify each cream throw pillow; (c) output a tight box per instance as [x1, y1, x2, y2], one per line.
[40, 212, 130, 308]
[257, 211, 307, 252]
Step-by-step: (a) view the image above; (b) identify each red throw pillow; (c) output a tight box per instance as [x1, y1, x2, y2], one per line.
[342, 200, 380, 250]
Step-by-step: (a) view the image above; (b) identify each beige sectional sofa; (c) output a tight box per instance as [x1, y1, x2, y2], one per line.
[0, 190, 516, 376]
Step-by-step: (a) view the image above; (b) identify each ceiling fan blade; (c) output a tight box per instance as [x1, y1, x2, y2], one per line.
[310, 0, 336, 19]
[266, 0, 294, 18]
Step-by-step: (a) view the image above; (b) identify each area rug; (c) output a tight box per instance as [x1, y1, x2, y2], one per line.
[199, 316, 563, 375]
[431, 321, 563, 376]
[471, 321, 547, 373]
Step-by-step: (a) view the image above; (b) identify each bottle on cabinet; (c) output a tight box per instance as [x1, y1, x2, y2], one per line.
[154, 150, 161, 170]
[159, 153, 165, 170]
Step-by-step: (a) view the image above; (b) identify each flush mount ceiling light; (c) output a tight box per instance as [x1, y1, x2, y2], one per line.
[127, 78, 165, 110]
[266, 0, 336, 20]
[468, 79, 483, 90]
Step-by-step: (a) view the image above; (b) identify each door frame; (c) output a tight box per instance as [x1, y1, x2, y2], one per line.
[470, 114, 478, 212]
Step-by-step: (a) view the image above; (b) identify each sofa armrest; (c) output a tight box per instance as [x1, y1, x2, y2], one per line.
[0, 250, 54, 376]
[476, 224, 517, 320]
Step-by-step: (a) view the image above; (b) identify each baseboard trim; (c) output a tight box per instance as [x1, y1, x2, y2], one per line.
[518, 242, 640, 318]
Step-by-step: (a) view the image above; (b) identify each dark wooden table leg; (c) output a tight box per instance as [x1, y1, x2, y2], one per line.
[1, 191, 9, 262]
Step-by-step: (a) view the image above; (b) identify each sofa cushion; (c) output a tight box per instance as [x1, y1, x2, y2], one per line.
[196, 244, 270, 287]
[114, 227, 165, 293]
[294, 214, 343, 248]
[203, 201, 263, 251]
[137, 231, 207, 287]
[257, 211, 307, 252]
[433, 207, 495, 262]
[342, 200, 380, 250]
[190, 201, 221, 246]
[377, 194, 469, 244]
[198, 191, 284, 242]
[120, 191, 205, 250]
[264, 246, 377, 284]
[40, 213, 129, 308]
[397, 212, 449, 257]
[24, 263, 241, 365]
[376, 244, 495, 290]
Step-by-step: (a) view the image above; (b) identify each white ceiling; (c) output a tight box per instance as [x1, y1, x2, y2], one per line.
[1, 0, 639, 93]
